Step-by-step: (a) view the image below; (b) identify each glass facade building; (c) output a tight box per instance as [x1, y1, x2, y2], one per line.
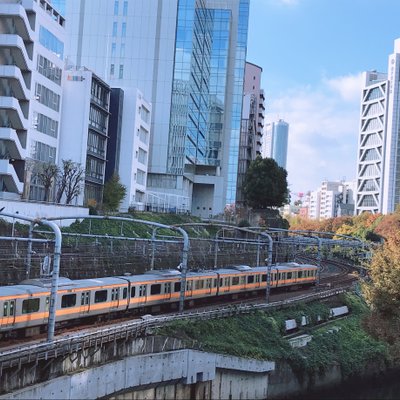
[168, 0, 250, 212]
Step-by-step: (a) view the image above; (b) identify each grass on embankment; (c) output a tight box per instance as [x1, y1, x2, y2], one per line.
[158, 293, 389, 378]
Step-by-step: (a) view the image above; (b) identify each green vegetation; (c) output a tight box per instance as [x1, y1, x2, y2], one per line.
[102, 174, 127, 212]
[243, 156, 289, 209]
[158, 294, 389, 378]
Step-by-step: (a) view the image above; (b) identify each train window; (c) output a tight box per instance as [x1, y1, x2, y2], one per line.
[298, 271, 303, 278]
[111, 288, 120, 301]
[261, 274, 267, 282]
[3, 302, 8, 316]
[278, 273, 282, 280]
[151, 284, 161, 295]
[174, 282, 181, 292]
[213, 279, 218, 288]
[206, 278, 212, 289]
[240, 276, 246, 284]
[224, 277, 229, 286]
[61, 294, 76, 308]
[255, 275, 260, 283]
[123, 288, 128, 299]
[81, 291, 90, 305]
[219, 278, 223, 287]
[232, 277, 239, 286]
[186, 281, 193, 291]
[165, 282, 171, 293]
[22, 298, 40, 314]
[287, 272, 292, 280]
[131, 287, 136, 297]
[94, 290, 108, 303]
[46, 297, 50, 311]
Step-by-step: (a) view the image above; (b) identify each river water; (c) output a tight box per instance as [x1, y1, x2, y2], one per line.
[293, 371, 400, 399]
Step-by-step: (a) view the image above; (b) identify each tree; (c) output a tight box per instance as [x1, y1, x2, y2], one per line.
[37, 162, 59, 202]
[362, 235, 400, 347]
[243, 156, 289, 209]
[56, 160, 84, 205]
[102, 174, 127, 211]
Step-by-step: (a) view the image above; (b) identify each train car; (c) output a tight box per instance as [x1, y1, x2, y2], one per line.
[121, 269, 219, 311]
[0, 263, 318, 338]
[0, 276, 130, 336]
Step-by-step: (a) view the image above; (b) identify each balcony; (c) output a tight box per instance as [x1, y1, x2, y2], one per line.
[0, 96, 29, 128]
[0, 34, 33, 70]
[0, 127, 27, 159]
[0, 65, 30, 100]
[0, 159, 23, 194]
[0, 3, 34, 42]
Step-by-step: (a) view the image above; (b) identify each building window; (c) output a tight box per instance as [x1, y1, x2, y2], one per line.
[31, 141, 56, 163]
[37, 54, 62, 85]
[123, 1, 128, 16]
[111, 43, 116, 57]
[121, 22, 126, 37]
[33, 112, 58, 138]
[39, 26, 64, 59]
[114, 0, 119, 15]
[119, 64, 124, 79]
[120, 43, 125, 58]
[110, 63, 115, 76]
[138, 148, 147, 165]
[136, 169, 146, 185]
[112, 22, 117, 37]
[35, 83, 60, 111]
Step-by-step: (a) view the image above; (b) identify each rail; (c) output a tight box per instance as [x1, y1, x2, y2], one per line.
[0, 287, 347, 370]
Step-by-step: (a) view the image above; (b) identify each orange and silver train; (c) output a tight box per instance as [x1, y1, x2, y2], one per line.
[0, 263, 317, 337]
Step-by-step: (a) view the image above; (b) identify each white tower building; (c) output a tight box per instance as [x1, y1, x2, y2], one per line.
[355, 71, 388, 215]
[0, 0, 65, 202]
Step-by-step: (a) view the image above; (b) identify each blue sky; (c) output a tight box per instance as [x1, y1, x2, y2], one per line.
[247, 0, 400, 200]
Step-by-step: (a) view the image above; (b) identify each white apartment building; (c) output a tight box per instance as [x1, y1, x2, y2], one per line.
[0, 0, 65, 202]
[308, 181, 355, 220]
[60, 67, 111, 207]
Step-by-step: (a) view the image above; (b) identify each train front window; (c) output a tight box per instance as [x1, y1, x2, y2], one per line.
[22, 298, 40, 314]
[61, 294, 77, 308]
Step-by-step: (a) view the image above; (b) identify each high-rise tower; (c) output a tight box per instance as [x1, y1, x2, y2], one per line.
[355, 71, 388, 215]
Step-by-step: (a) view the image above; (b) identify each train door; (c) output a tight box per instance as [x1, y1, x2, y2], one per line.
[2, 300, 16, 328]
[164, 282, 172, 300]
[186, 280, 193, 297]
[222, 277, 230, 293]
[80, 291, 90, 313]
[138, 284, 147, 306]
[110, 287, 120, 309]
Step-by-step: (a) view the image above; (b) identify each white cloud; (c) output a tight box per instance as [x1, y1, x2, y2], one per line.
[266, 73, 362, 198]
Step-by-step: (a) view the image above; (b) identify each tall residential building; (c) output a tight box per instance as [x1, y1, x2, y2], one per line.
[236, 62, 264, 207]
[59, 68, 111, 206]
[308, 180, 355, 220]
[61, 0, 250, 218]
[0, 0, 65, 202]
[355, 70, 388, 215]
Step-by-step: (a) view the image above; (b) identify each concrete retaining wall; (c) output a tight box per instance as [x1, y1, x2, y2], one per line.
[1, 349, 274, 400]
